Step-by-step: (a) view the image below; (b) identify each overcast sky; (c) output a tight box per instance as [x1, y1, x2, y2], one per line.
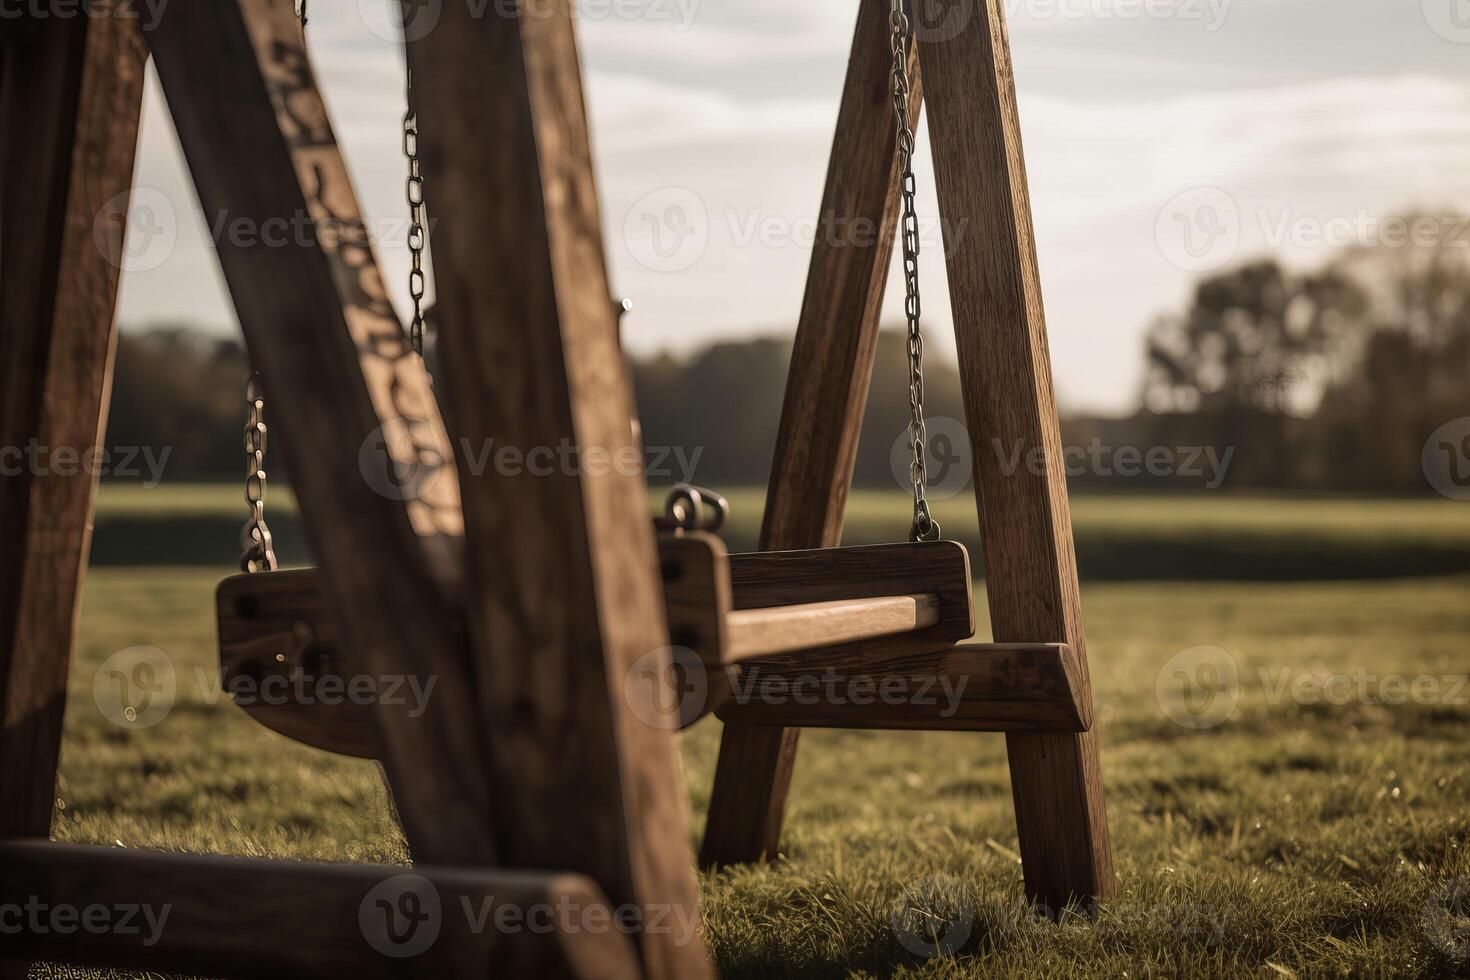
[116, 0, 1470, 414]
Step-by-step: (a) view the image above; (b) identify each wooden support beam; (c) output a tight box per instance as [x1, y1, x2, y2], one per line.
[407, 3, 710, 975]
[918, 0, 1115, 908]
[716, 642, 1089, 732]
[702, 0, 926, 868]
[145, 0, 496, 863]
[0, 5, 145, 839]
[0, 841, 640, 978]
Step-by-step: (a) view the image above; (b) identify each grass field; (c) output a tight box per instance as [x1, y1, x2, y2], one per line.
[41, 493, 1470, 977]
[89, 484, 1470, 580]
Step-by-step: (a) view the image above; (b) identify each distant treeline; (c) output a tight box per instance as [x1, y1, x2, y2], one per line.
[108, 223, 1470, 495]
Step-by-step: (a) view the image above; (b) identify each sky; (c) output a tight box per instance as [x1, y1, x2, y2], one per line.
[116, 0, 1470, 414]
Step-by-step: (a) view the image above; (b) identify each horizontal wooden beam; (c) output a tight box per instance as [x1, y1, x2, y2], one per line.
[726, 594, 939, 663]
[0, 841, 639, 978]
[715, 642, 1091, 733]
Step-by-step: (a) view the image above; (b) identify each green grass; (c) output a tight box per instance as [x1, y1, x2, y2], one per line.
[49, 563, 1470, 977]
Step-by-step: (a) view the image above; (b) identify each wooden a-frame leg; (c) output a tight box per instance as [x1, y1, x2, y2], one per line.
[0, 4, 145, 839]
[0, 14, 144, 978]
[701, 0, 925, 868]
[918, 0, 1115, 909]
[407, 4, 710, 977]
[146, 0, 497, 863]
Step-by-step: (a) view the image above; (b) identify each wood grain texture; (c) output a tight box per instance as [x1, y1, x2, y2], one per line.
[726, 594, 939, 662]
[235, 5, 463, 546]
[146, 0, 497, 863]
[0, 841, 640, 978]
[0, 6, 144, 839]
[917, 0, 1115, 907]
[407, 3, 709, 975]
[703, 0, 927, 868]
[216, 569, 380, 759]
[717, 642, 1089, 732]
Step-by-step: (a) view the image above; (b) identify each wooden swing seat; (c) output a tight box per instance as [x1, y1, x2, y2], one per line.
[216, 535, 1090, 758]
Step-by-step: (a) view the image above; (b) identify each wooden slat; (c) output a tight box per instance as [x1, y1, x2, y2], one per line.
[716, 642, 1089, 732]
[146, 0, 496, 863]
[0, 5, 145, 839]
[726, 594, 939, 662]
[702, 0, 926, 868]
[918, 0, 1115, 908]
[0, 841, 639, 978]
[407, 3, 710, 975]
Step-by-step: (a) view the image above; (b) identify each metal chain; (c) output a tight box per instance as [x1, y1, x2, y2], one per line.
[890, 0, 939, 542]
[237, 0, 305, 573]
[404, 67, 428, 357]
[241, 374, 278, 573]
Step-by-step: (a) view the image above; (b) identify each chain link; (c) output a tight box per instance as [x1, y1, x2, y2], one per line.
[404, 68, 428, 357]
[240, 374, 278, 573]
[890, 0, 939, 543]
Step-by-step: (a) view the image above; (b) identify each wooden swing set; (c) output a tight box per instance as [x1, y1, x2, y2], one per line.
[0, 0, 1113, 975]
